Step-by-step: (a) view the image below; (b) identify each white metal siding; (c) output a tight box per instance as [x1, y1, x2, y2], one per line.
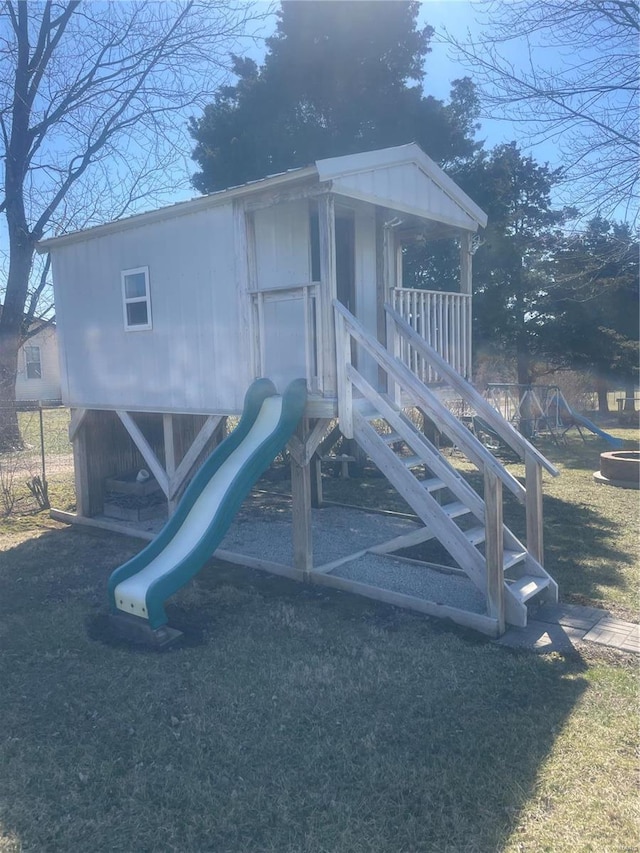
[253, 201, 311, 290]
[51, 204, 250, 414]
[15, 325, 61, 401]
[331, 163, 478, 231]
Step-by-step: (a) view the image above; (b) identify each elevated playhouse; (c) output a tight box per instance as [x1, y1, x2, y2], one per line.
[39, 143, 559, 638]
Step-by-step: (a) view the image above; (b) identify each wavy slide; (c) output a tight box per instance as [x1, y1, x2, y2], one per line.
[107, 378, 307, 643]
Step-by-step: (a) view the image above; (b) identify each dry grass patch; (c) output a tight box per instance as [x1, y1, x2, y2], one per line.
[0, 421, 638, 852]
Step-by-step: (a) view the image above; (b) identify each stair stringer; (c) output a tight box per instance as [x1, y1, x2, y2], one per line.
[351, 396, 557, 629]
[354, 413, 488, 590]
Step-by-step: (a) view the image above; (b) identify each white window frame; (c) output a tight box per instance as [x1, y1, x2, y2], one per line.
[24, 345, 42, 380]
[121, 266, 152, 331]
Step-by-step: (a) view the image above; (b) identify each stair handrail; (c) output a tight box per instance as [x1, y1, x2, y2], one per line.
[334, 300, 527, 503]
[384, 302, 559, 477]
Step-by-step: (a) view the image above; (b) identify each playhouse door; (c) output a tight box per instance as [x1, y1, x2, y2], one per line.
[251, 201, 314, 392]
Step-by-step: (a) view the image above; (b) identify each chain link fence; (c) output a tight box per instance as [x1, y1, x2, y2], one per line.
[0, 402, 75, 516]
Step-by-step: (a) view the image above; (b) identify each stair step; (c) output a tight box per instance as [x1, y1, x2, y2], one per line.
[503, 549, 528, 571]
[464, 525, 486, 546]
[507, 574, 551, 602]
[402, 454, 423, 468]
[382, 432, 402, 445]
[442, 501, 471, 520]
[359, 405, 380, 421]
[422, 477, 446, 493]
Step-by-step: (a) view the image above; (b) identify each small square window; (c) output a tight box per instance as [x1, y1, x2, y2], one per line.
[126, 301, 149, 327]
[122, 267, 152, 331]
[124, 272, 147, 300]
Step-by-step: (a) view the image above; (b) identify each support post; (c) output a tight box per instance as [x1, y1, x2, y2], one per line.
[72, 412, 90, 517]
[318, 194, 337, 395]
[163, 414, 177, 514]
[460, 231, 473, 378]
[484, 468, 505, 635]
[385, 310, 402, 407]
[459, 231, 473, 295]
[525, 451, 544, 565]
[290, 422, 313, 576]
[311, 455, 323, 508]
[334, 311, 353, 438]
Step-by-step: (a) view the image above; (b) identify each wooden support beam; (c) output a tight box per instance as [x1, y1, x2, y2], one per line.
[310, 456, 323, 508]
[303, 418, 334, 464]
[525, 452, 544, 566]
[163, 414, 177, 514]
[287, 434, 305, 467]
[459, 231, 473, 295]
[334, 312, 353, 438]
[289, 419, 327, 575]
[68, 407, 88, 442]
[291, 452, 313, 575]
[288, 418, 334, 467]
[168, 415, 223, 499]
[318, 194, 337, 394]
[116, 410, 169, 497]
[368, 525, 434, 555]
[72, 416, 90, 517]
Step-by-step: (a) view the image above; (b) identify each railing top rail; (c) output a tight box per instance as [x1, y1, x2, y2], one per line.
[392, 287, 471, 299]
[333, 300, 528, 502]
[384, 302, 559, 477]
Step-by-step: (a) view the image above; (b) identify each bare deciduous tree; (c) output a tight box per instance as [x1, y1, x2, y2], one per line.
[443, 0, 639, 223]
[0, 0, 263, 446]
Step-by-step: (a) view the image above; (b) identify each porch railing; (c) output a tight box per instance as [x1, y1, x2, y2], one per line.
[250, 282, 323, 392]
[391, 288, 471, 382]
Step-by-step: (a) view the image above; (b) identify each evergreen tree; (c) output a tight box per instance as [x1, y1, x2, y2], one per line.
[540, 218, 639, 411]
[458, 143, 570, 388]
[190, 1, 480, 192]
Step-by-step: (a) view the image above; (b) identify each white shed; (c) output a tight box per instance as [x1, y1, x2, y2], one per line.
[40, 143, 485, 416]
[40, 143, 559, 637]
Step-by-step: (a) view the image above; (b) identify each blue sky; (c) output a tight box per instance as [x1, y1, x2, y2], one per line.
[244, 0, 561, 167]
[417, 1, 567, 166]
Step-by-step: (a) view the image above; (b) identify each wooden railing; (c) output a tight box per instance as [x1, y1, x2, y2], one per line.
[335, 299, 559, 578]
[250, 283, 323, 392]
[385, 302, 559, 563]
[392, 287, 471, 381]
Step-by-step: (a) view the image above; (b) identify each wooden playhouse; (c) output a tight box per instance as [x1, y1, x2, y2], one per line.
[39, 143, 559, 636]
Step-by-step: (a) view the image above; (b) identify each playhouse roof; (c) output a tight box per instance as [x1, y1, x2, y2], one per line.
[38, 143, 487, 252]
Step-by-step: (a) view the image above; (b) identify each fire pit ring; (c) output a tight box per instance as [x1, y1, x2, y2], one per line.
[593, 450, 640, 489]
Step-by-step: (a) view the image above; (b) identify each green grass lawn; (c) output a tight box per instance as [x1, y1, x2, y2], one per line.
[0, 423, 638, 852]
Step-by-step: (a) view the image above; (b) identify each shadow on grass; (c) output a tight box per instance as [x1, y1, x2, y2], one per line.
[0, 524, 591, 853]
[542, 492, 636, 606]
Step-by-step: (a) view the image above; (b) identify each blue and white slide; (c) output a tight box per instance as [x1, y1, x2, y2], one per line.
[107, 378, 307, 645]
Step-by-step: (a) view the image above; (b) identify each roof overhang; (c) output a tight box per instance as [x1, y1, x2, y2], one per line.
[317, 143, 487, 231]
[37, 166, 318, 252]
[38, 143, 487, 253]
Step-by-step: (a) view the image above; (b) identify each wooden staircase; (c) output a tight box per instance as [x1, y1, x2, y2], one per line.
[334, 300, 559, 635]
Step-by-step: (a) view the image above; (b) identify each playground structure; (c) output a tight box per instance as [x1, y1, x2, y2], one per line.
[484, 384, 624, 449]
[42, 144, 563, 640]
